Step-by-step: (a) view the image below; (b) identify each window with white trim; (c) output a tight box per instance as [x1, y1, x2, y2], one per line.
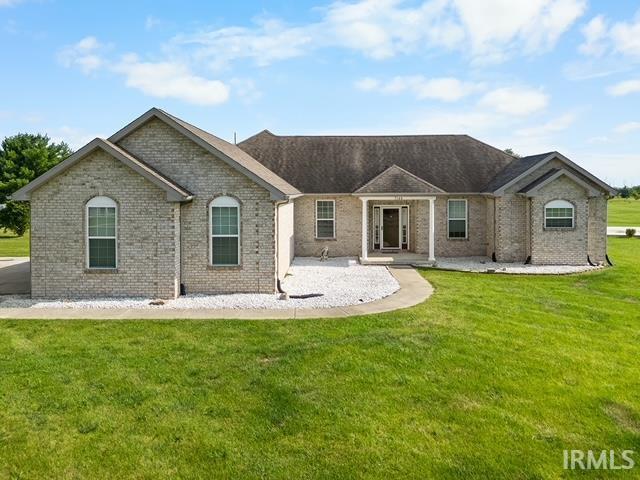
[316, 200, 335, 239]
[211, 196, 240, 266]
[87, 196, 117, 269]
[544, 199, 574, 228]
[448, 199, 467, 239]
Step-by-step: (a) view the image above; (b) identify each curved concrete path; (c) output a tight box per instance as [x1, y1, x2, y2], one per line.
[0, 266, 433, 320]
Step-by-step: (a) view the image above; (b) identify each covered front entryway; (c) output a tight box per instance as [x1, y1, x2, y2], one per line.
[358, 195, 436, 263]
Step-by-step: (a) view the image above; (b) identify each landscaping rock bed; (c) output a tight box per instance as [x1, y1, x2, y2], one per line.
[0, 257, 399, 310]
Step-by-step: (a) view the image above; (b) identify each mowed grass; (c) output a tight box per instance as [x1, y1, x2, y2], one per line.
[1, 238, 639, 479]
[0, 228, 29, 257]
[609, 198, 640, 226]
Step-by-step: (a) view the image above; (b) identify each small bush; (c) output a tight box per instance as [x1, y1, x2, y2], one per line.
[626, 228, 636, 238]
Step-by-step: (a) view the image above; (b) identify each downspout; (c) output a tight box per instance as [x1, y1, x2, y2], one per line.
[492, 197, 497, 262]
[274, 199, 289, 298]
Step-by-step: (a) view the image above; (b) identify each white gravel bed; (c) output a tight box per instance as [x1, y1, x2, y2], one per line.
[430, 256, 603, 274]
[0, 257, 399, 310]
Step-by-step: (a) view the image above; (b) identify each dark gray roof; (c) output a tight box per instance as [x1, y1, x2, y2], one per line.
[238, 131, 517, 193]
[355, 165, 445, 194]
[482, 152, 554, 193]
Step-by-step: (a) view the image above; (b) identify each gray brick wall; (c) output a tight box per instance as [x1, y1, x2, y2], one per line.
[588, 196, 607, 263]
[293, 195, 362, 257]
[30, 149, 180, 298]
[117, 118, 277, 294]
[530, 176, 589, 265]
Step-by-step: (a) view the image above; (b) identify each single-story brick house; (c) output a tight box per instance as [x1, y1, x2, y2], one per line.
[12, 108, 615, 298]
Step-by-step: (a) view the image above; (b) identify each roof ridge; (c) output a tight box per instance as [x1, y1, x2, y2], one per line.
[261, 133, 471, 139]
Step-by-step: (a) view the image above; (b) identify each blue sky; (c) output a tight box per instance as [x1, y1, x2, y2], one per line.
[1, 0, 639, 186]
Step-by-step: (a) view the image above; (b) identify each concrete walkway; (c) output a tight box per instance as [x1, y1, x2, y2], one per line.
[607, 226, 640, 237]
[0, 266, 433, 320]
[0, 257, 30, 295]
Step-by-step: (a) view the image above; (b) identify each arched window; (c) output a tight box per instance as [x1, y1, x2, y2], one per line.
[544, 199, 574, 229]
[210, 196, 240, 266]
[86, 196, 117, 269]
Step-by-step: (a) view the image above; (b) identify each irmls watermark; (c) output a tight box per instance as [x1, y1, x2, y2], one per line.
[563, 450, 636, 470]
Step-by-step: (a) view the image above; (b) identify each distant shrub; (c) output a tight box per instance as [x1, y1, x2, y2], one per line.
[626, 228, 636, 238]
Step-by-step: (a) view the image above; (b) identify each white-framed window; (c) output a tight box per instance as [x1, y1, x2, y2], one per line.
[448, 199, 468, 239]
[316, 199, 335, 239]
[544, 199, 574, 228]
[86, 196, 117, 269]
[210, 196, 240, 266]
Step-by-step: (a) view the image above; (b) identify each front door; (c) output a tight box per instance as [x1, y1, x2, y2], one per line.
[382, 208, 400, 249]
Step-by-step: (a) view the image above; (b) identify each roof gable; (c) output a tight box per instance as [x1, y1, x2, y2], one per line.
[519, 168, 603, 197]
[355, 164, 445, 194]
[11, 138, 193, 202]
[487, 151, 616, 196]
[109, 108, 300, 200]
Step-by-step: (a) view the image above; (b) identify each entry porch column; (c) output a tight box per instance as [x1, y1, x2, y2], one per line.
[360, 197, 369, 261]
[428, 196, 435, 262]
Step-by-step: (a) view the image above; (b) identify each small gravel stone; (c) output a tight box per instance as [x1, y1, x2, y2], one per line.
[430, 256, 603, 274]
[0, 257, 399, 310]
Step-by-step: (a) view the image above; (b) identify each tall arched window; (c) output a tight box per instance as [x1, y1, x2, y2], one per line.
[86, 196, 117, 269]
[544, 199, 574, 229]
[210, 196, 240, 266]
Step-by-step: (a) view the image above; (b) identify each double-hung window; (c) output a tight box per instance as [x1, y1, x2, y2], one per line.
[211, 196, 240, 266]
[544, 200, 574, 228]
[316, 200, 335, 239]
[87, 196, 117, 269]
[448, 199, 467, 239]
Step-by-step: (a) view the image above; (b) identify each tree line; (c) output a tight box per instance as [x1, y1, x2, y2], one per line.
[0, 134, 73, 236]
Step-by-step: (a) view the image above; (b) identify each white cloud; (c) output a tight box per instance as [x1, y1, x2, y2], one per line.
[113, 54, 230, 106]
[355, 75, 483, 101]
[230, 78, 262, 103]
[412, 110, 499, 134]
[0, 0, 23, 6]
[57, 36, 105, 74]
[579, 15, 607, 56]
[170, 0, 585, 68]
[454, 0, 586, 61]
[610, 12, 640, 57]
[577, 10, 640, 59]
[515, 113, 576, 137]
[479, 86, 549, 116]
[607, 78, 640, 96]
[613, 121, 640, 134]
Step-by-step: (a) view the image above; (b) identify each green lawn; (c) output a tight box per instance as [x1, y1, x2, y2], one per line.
[1, 238, 639, 479]
[609, 198, 640, 226]
[0, 229, 29, 257]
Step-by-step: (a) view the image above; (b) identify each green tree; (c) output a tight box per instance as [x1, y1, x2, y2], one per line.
[0, 133, 72, 236]
[504, 148, 521, 158]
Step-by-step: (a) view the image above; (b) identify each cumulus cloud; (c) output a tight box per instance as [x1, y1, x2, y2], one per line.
[57, 36, 106, 74]
[607, 78, 640, 96]
[479, 86, 549, 116]
[355, 75, 483, 101]
[113, 54, 229, 106]
[58, 37, 231, 106]
[578, 10, 640, 58]
[579, 15, 607, 56]
[171, 0, 585, 68]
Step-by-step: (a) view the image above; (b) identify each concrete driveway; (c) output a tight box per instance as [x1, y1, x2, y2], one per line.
[0, 258, 30, 295]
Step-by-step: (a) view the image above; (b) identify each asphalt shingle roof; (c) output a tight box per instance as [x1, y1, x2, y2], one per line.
[238, 131, 517, 193]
